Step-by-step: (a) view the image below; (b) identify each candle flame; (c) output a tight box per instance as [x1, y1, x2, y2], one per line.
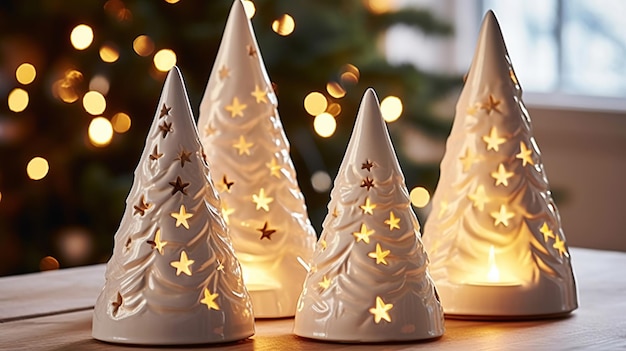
[487, 245, 500, 282]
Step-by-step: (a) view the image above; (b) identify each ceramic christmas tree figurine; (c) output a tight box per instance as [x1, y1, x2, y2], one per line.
[422, 11, 577, 318]
[92, 67, 254, 345]
[197, 0, 316, 318]
[293, 89, 444, 342]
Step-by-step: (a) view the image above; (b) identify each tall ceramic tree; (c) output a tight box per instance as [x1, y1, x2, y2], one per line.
[422, 11, 577, 318]
[197, 0, 316, 318]
[294, 89, 444, 342]
[92, 67, 254, 345]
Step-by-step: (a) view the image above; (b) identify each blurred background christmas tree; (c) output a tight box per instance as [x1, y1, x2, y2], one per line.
[0, 0, 460, 276]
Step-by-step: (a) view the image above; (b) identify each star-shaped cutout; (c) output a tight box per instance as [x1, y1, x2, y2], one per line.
[319, 239, 327, 251]
[171, 204, 193, 229]
[359, 197, 377, 215]
[481, 94, 502, 114]
[540, 222, 555, 242]
[360, 177, 375, 191]
[146, 229, 167, 254]
[369, 296, 393, 324]
[125, 237, 132, 250]
[468, 185, 490, 211]
[459, 147, 479, 172]
[200, 288, 220, 310]
[247, 44, 257, 57]
[491, 163, 514, 187]
[221, 201, 235, 224]
[368, 243, 390, 265]
[221, 175, 235, 192]
[176, 149, 192, 168]
[251, 85, 268, 104]
[232, 135, 253, 155]
[149, 145, 163, 161]
[266, 158, 282, 178]
[353, 223, 374, 244]
[170, 250, 194, 276]
[384, 211, 400, 231]
[169, 176, 190, 196]
[361, 160, 374, 172]
[216, 259, 225, 272]
[516, 141, 534, 167]
[252, 188, 273, 212]
[111, 292, 123, 316]
[466, 103, 480, 115]
[483, 126, 507, 152]
[331, 207, 339, 218]
[553, 235, 568, 258]
[438, 200, 448, 219]
[490, 204, 515, 227]
[218, 65, 230, 80]
[225, 96, 247, 118]
[204, 123, 217, 137]
[258, 221, 276, 240]
[133, 195, 151, 216]
[318, 276, 331, 290]
[159, 104, 171, 118]
[158, 121, 172, 138]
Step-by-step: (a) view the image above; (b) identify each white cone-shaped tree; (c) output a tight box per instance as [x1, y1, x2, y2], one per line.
[92, 67, 254, 345]
[197, 0, 316, 318]
[422, 11, 577, 318]
[294, 89, 444, 342]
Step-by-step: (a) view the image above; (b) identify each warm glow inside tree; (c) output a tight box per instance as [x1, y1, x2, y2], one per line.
[92, 67, 254, 344]
[197, 0, 316, 318]
[422, 11, 577, 318]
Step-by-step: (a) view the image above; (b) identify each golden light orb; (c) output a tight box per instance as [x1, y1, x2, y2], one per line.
[89, 75, 110, 96]
[27, 157, 49, 180]
[272, 14, 295, 36]
[8, 88, 29, 112]
[243, 0, 256, 19]
[326, 82, 346, 99]
[111, 112, 131, 133]
[88, 117, 114, 147]
[83, 91, 106, 115]
[16, 63, 36, 85]
[133, 35, 155, 57]
[99, 43, 119, 63]
[70, 24, 94, 50]
[364, 0, 395, 14]
[153, 49, 177, 72]
[410, 186, 431, 208]
[380, 95, 403, 122]
[304, 92, 327, 116]
[313, 112, 337, 138]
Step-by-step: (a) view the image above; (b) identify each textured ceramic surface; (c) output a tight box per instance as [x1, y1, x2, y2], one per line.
[294, 89, 445, 342]
[422, 11, 577, 318]
[197, 0, 316, 318]
[92, 67, 255, 345]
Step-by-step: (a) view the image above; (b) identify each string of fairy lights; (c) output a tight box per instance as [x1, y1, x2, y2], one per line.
[3, 0, 433, 271]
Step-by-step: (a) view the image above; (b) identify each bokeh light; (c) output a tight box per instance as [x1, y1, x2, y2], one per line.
[380, 95, 403, 122]
[313, 112, 337, 138]
[304, 92, 327, 116]
[243, 0, 256, 19]
[153, 49, 177, 72]
[164, 0, 180, 3]
[16, 63, 36, 85]
[410, 186, 431, 208]
[311, 170, 332, 193]
[56, 227, 93, 265]
[83, 91, 106, 115]
[27, 157, 49, 180]
[0, 191, 3, 203]
[340, 63, 360, 85]
[99, 43, 119, 63]
[70, 24, 94, 50]
[272, 14, 295, 36]
[8, 88, 29, 112]
[88, 117, 114, 147]
[364, 0, 395, 14]
[39, 256, 60, 271]
[89, 75, 110, 96]
[326, 82, 346, 99]
[133, 35, 155, 57]
[327, 102, 342, 117]
[111, 112, 131, 133]
[52, 69, 83, 104]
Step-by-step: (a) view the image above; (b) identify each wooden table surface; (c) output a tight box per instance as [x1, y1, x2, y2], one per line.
[1, 247, 624, 350]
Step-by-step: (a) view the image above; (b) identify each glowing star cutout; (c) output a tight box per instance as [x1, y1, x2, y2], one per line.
[158, 121, 173, 138]
[232, 135, 253, 155]
[133, 195, 151, 216]
[200, 288, 220, 310]
[319, 276, 331, 290]
[251, 85, 268, 104]
[540, 222, 555, 242]
[361, 160, 374, 172]
[221, 175, 235, 192]
[258, 221, 276, 240]
[331, 207, 339, 218]
[368, 243, 390, 265]
[384, 211, 401, 231]
[491, 163, 514, 187]
[481, 94, 501, 114]
[247, 44, 257, 57]
[171, 205, 193, 229]
[360, 197, 377, 215]
[360, 177, 375, 191]
[170, 250, 194, 276]
[319, 239, 327, 250]
[146, 229, 167, 254]
[225, 97, 247, 118]
[468, 185, 490, 211]
[459, 147, 479, 172]
[218, 65, 230, 80]
[159, 104, 171, 118]
[111, 292, 123, 316]
[369, 296, 393, 324]
[252, 188, 273, 212]
[204, 123, 216, 137]
[353, 223, 374, 244]
[216, 260, 225, 272]
[553, 235, 568, 258]
[516, 141, 534, 166]
[169, 176, 190, 195]
[482, 126, 507, 151]
[438, 200, 448, 219]
[176, 149, 192, 168]
[490, 204, 515, 227]
[221, 201, 235, 224]
[266, 158, 282, 178]
[149, 146, 163, 161]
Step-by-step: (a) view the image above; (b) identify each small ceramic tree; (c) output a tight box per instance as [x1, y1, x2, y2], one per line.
[294, 89, 444, 342]
[92, 67, 254, 345]
[422, 11, 577, 318]
[197, 0, 316, 318]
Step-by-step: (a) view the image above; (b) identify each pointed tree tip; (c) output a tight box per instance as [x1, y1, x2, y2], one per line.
[481, 10, 501, 30]
[361, 88, 380, 108]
